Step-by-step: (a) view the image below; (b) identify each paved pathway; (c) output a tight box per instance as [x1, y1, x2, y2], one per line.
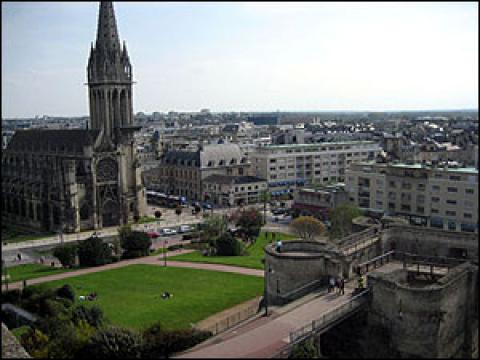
[177, 286, 357, 358]
[3, 250, 263, 291]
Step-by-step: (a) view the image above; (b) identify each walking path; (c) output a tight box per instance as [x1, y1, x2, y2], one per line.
[3, 250, 263, 291]
[177, 286, 357, 358]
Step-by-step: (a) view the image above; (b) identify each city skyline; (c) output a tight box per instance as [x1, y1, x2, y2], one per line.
[2, 1, 478, 118]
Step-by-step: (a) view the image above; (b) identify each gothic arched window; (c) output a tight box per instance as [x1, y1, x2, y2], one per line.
[97, 158, 118, 182]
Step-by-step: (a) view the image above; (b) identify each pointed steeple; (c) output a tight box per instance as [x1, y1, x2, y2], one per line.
[96, 2, 121, 53]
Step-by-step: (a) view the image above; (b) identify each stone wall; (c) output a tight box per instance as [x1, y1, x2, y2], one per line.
[381, 224, 478, 261]
[2, 323, 30, 358]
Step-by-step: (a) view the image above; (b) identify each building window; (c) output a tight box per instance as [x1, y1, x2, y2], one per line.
[446, 200, 457, 205]
[446, 210, 456, 217]
[431, 208, 439, 214]
[465, 188, 474, 194]
[448, 221, 456, 231]
[449, 175, 461, 181]
[464, 213, 472, 219]
[432, 185, 440, 191]
[447, 187, 457, 193]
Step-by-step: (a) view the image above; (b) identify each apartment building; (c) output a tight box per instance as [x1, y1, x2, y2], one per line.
[346, 162, 478, 233]
[251, 141, 381, 195]
[292, 184, 349, 219]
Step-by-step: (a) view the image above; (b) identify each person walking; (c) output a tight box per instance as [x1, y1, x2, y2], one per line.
[339, 277, 345, 295]
[328, 276, 335, 293]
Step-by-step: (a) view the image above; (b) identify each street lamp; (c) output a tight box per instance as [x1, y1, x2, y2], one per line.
[163, 239, 168, 267]
[264, 265, 274, 317]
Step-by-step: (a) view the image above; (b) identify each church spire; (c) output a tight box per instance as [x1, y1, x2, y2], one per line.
[96, 2, 121, 53]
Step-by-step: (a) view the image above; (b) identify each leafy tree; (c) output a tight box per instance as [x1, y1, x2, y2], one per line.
[53, 244, 77, 268]
[79, 326, 143, 359]
[142, 322, 211, 359]
[214, 232, 244, 256]
[56, 284, 76, 303]
[290, 338, 318, 358]
[235, 208, 263, 244]
[120, 230, 152, 259]
[71, 304, 105, 328]
[21, 328, 50, 358]
[154, 210, 162, 219]
[329, 204, 362, 239]
[77, 236, 113, 267]
[289, 216, 326, 241]
[200, 215, 229, 248]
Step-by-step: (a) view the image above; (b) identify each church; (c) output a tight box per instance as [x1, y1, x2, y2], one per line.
[1, 2, 146, 233]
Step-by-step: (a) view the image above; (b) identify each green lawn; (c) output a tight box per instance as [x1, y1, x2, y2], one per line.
[2, 264, 73, 284]
[169, 231, 297, 270]
[36, 265, 263, 331]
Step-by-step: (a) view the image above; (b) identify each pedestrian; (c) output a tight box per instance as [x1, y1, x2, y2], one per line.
[17, 253, 21, 261]
[328, 276, 335, 293]
[340, 277, 345, 295]
[276, 240, 283, 253]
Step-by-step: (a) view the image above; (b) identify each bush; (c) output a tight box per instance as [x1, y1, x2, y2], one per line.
[167, 244, 183, 251]
[56, 284, 75, 302]
[142, 322, 211, 358]
[154, 210, 162, 219]
[46, 319, 96, 359]
[214, 232, 244, 256]
[77, 236, 113, 267]
[53, 244, 77, 268]
[71, 304, 105, 328]
[79, 326, 143, 359]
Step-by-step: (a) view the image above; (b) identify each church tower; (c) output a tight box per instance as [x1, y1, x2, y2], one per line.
[87, 1, 133, 143]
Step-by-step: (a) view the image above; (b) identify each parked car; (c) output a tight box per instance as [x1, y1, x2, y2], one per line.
[178, 225, 193, 233]
[202, 203, 212, 210]
[272, 208, 287, 215]
[161, 228, 177, 236]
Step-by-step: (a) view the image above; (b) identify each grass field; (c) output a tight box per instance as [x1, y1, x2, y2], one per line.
[169, 232, 297, 270]
[36, 264, 263, 331]
[2, 264, 72, 284]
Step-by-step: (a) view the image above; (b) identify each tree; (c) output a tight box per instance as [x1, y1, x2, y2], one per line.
[214, 232, 244, 256]
[289, 216, 325, 241]
[21, 328, 50, 358]
[329, 204, 362, 239]
[259, 190, 271, 225]
[53, 244, 77, 268]
[142, 322, 211, 359]
[71, 304, 105, 328]
[235, 208, 263, 244]
[77, 236, 113, 267]
[290, 339, 318, 358]
[154, 210, 162, 219]
[200, 215, 229, 248]
[56, 284, 76, 303]
[120, 231, 152, 259]
[79, 326, 143, 359]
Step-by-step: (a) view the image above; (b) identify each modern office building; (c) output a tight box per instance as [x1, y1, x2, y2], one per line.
[251, 141, 381, 195]
[345, 162, 478, 233]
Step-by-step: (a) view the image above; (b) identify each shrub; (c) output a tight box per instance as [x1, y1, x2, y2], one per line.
[53, 244, 77, 268]
[77, 236, 113, 267]
[289, 216, 326, 241]
[167, 244, 183, 251]
[46, 319, 96, 359]
[79, 326, 143, 359]
[56, 284, 75, 303]
[71, 304, 105, 328]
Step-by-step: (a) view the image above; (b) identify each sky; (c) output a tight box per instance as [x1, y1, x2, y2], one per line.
[2, 1, 478, 118]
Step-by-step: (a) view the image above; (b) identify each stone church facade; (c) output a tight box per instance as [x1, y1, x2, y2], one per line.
[1, 2, 146, 233]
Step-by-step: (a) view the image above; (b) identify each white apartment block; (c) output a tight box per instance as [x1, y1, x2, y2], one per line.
[346, 162, 478, 233]
[251, 141, 381, 194]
